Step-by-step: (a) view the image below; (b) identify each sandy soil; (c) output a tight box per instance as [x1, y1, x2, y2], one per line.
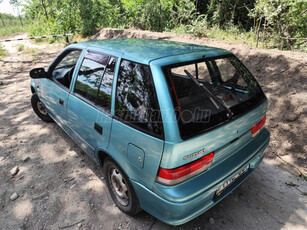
[0, 29, 306, 230]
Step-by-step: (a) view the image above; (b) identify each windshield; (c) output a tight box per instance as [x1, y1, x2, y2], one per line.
[163, 55, 266, 139]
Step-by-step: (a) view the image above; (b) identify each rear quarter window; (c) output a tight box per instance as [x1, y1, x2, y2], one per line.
[115, 60, 163, 138]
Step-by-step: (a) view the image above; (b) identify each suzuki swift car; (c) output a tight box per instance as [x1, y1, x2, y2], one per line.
[30, 39, 270, 225]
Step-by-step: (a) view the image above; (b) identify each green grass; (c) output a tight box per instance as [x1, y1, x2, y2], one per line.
[172, 24, 278, 50]
[21, 47, 38, 56]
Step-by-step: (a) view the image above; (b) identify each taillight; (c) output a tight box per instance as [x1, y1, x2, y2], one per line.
[156, 152, 214, 186]
[251, 116, 266, 137]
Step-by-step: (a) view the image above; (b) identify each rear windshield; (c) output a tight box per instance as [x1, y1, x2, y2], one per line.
[163, 55, 266, 139]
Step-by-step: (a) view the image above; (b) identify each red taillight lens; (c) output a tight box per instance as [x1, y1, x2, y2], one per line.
[251, 116, 266, 137]
[156, 152, 214, 185]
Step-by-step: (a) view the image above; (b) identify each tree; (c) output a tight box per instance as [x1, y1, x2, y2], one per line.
[9, 0, 23, 26]
[249, 0, 307, 49]
[0, 0, 6, 27]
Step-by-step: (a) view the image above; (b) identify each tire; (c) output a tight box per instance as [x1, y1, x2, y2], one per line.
[31, 93, 53, 122]
[104, 158, 141, 215]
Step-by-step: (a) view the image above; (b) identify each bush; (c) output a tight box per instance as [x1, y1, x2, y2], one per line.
[17, 44, 25, 51]
[0, 43, 7, 57]
[22, 0, 306, 51]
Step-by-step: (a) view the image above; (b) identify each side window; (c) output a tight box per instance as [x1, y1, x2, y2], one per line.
[55, 50, 81, 70]
[74, 51, 109, 103]
[52, 50, 82, 88]
[115, 60, 162, 137]
[96, 57, 117, 112]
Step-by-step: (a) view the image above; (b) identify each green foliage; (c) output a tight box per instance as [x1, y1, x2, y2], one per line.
[206, 0, 255, 30]
[0, 13, 28, 36]
[17, 43, 25, 51]
[249, 0, 307, 50]
[139, 0, 172, 31]
[0, 43, 7, 57]
[171, 0, 197, 27]
[24, 0, 112, 36]
[184, 15, 209, 36]
[22, 0, 306, 51]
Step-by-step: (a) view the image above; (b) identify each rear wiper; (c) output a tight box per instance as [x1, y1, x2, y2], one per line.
[184, 69, 234, 118]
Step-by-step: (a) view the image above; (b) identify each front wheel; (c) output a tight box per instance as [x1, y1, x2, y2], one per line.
[104, 158, 141, 215]
[31, 93, 53, 122]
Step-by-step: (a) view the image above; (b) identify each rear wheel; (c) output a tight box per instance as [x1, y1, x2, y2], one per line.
[31, 93, 53, 122]
[104, 158, 141, 215]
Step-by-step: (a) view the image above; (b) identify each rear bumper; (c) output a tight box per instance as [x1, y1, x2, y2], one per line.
[131, 128, 270, 226]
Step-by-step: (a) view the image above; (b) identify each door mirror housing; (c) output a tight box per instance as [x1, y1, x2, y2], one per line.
[30, 68, 48, 79]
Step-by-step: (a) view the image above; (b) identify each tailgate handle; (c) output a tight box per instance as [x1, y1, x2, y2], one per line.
[94, 123, 103, 135]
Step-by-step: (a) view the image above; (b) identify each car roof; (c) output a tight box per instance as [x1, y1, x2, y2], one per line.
[80, 39, 232, 65]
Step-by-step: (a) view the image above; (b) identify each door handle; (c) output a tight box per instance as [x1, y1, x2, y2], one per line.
[59, 99, 64, 105]
[94, 123, 103, 135]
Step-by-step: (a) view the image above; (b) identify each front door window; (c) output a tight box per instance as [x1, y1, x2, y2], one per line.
[51, 50, 82, 88]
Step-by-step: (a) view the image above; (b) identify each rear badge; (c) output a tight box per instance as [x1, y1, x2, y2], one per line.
[183, 149, 205, 160]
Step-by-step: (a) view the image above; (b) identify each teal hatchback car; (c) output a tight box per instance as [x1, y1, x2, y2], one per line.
[30, 39, 270, 225]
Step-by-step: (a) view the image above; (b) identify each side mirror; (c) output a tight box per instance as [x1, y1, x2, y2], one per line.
[29, 68, 48, 79]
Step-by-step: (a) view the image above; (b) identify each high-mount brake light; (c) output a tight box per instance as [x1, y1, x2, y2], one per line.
[251, 116, 266, 137]
[156, 152, 214, 186]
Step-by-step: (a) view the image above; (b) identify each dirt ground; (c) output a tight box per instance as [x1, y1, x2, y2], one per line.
[0, 29, 306, 230]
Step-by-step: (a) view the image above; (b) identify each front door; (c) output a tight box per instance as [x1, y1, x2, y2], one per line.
[39, 49, 83, 126]
[67, 51, 117, 157]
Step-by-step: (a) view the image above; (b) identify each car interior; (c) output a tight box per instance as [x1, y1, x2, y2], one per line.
[52, 65, 75, 88]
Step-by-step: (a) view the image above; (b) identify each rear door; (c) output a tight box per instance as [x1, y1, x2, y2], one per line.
[66, 50, 117, 157]
[108, 59, 164, 189]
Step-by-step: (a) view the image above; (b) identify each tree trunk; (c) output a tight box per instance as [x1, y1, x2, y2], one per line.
[0, 14, 5, 27]
[262, 20, 266, 48]
[159, 0, 161, 31]
[256, 17, 262, 48]
[18, 12, 23, 27]
[41, 0, 49, 21]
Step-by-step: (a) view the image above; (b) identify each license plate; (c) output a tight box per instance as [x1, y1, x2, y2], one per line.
[215, 165, 249, 197]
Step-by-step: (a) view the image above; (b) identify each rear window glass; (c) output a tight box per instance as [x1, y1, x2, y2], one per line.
[164, 55, 265, 139]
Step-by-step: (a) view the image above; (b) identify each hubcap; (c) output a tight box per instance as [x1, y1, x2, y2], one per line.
[37, 101, 48, 116]
[109, 167, 129, 206]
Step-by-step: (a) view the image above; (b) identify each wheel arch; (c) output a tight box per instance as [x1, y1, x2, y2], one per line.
[95, 148, 131, 181]
[31, 86, 36, 94]
[97, 150, 110, 167]
[30, 81, 37, 94]
[95, 148, 111, 167]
